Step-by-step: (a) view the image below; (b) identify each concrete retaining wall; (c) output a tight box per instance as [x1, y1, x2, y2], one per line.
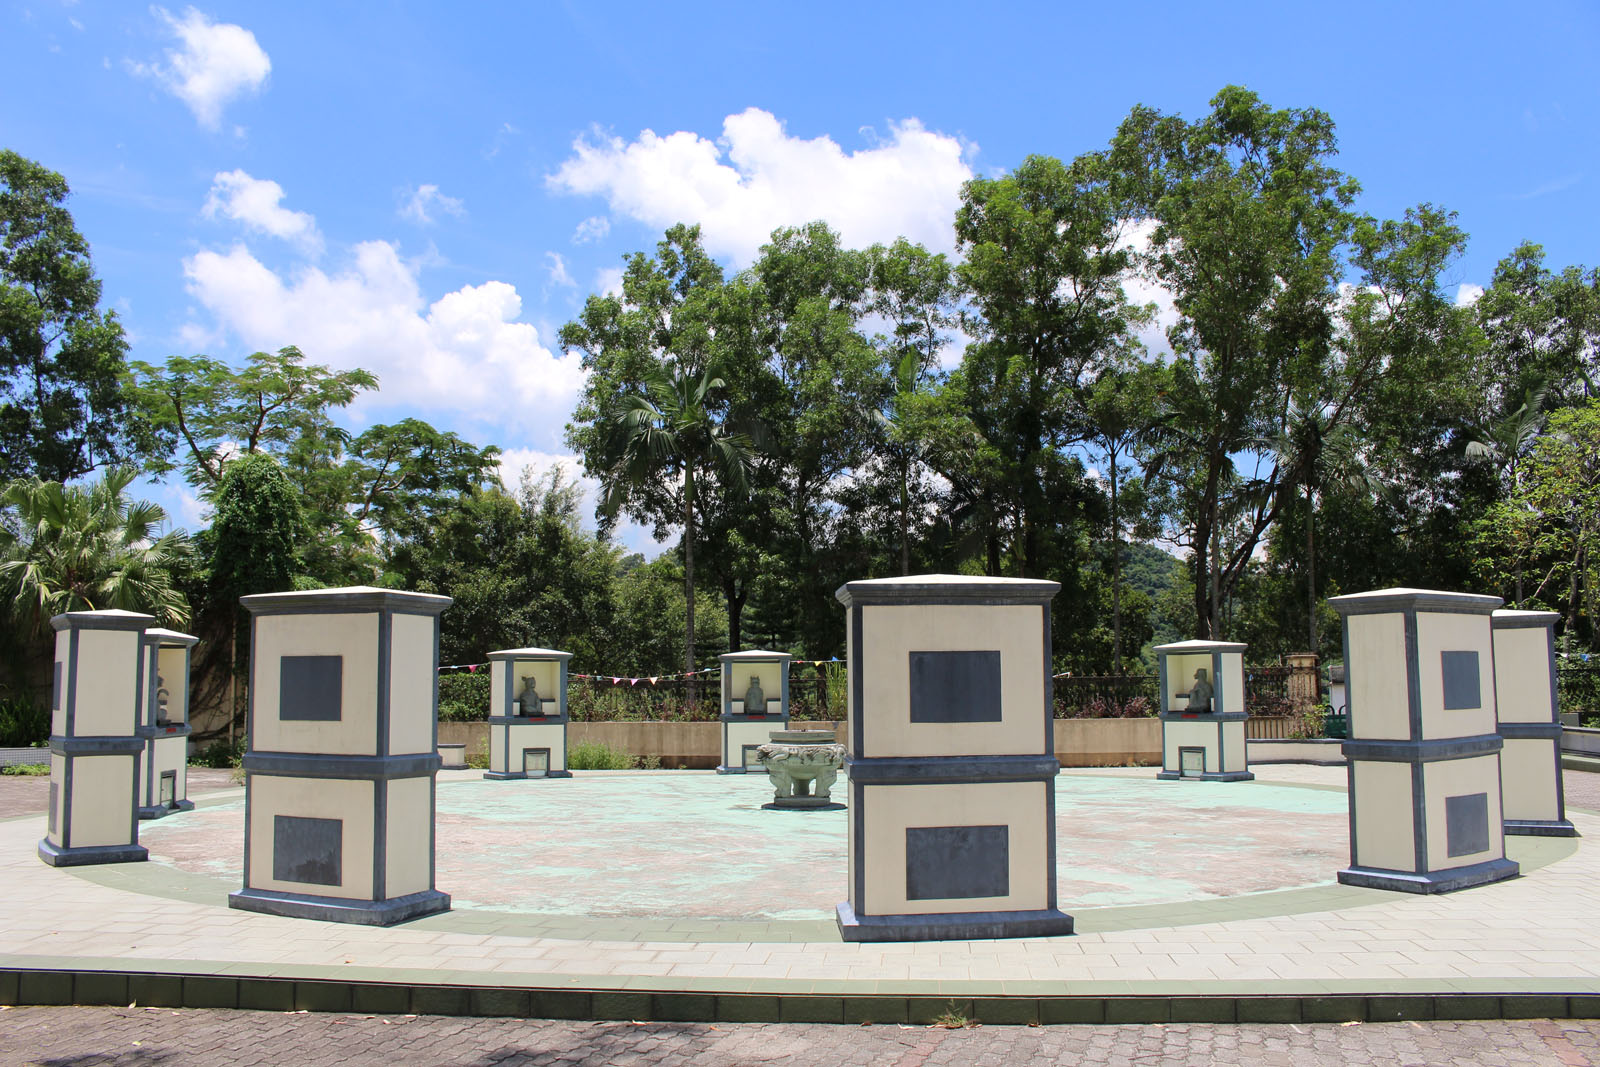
[1247, 738, 1346, 765]
[439, 718, 1164, 768]
[1562, 726, 1600, 757]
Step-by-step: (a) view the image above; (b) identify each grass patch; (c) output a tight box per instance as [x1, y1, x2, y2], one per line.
[1, 763, 49, 776]
[568, 740, 639, 770]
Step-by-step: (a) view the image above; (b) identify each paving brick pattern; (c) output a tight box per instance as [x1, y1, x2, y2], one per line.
[2, 1006, 1599, 1066]
[0, 768, 237, 821]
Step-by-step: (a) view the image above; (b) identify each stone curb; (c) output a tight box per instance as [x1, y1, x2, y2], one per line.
[3, 970, 1598, 1025]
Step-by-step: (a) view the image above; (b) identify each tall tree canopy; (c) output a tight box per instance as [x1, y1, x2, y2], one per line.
[0, 150, 137, 482]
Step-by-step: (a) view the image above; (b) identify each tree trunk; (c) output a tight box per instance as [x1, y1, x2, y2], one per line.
[683, 467, 697, 694]
[899, 457, 911, 576]
[724, 577, 746, 654]
[1109, 445, 1122, 671]
[1306, 475, 1318, 653]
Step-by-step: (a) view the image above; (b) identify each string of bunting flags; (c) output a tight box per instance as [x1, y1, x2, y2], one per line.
[436, 657, 842, 687]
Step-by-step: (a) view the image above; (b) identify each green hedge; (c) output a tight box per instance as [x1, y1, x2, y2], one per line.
[438, 672, 490, 721]
[0, 696, 49, 747]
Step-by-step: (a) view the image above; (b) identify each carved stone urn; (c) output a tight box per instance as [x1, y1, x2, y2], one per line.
[755, 729, 845, 809]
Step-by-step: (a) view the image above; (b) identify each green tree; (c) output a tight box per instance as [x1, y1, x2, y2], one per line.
[0, 150, 138, 481]
[1474, 243, 1600, 410]
[953, 152, 1147, 580]
[127, 346, 377, 491]
[0, 467, 192, 633]
[207, 453, 303, 740]
[1114, 86, 1359, 637]
[593, 366, 753, 677]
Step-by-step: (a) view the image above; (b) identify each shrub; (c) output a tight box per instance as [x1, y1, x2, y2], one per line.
[438, 672, 490, 722]
[1288, 703, 1328, 740]
[0, 696, 49, 747]
[0, 763, 49, 776]
[567, 740, 638, 770]
[192, 735, 248, 768]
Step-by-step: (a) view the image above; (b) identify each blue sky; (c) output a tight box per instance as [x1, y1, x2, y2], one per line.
[3, 1, 1597, 553]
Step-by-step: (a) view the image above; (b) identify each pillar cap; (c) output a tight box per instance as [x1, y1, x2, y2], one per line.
[241, 585, 452, 616]
[835, 573, 1059, 607]
[1491, 609, 1561, 629]
[720, 649, 792, 663]
[144, 627, 199, 648]
[50, 608, 155, 632]
[1328, 587, 1502, 617]
[1152, 639, 1247, 655]
[486, 647, 573, 661]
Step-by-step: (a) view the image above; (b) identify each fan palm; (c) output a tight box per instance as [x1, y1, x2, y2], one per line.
[0, 467, 192, 632]
[597, 366, 753, 678]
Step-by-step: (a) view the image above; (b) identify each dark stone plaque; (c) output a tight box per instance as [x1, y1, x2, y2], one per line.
[908, 651, 1002, 724]
[280, 655, 343, 722]
[1445, 792, 1490, 858]
[1441, 650, 1481, 711]
[273, 814, 343, 886]
[905, 824, 1009, 900]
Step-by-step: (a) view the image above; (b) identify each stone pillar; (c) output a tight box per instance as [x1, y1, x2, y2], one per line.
[717, 650, 792, 773]
[1492, 610, 1575, 836]
[1154, 640, 1252, 781]
[1286, 652, 1321, 710]
[485, 647, 572, 779]
[39, 609, 154, 867]
[835, 575, 1072, 941]
[1331, 588, 1518, 893]
[229, 587, 452, 925]
[137, 628, 199, 819]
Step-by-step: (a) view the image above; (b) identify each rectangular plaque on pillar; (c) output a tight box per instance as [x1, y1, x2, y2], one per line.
[1331, 588, 1519, 893]
[136, 628, 199, 819]
[718, 650, 792, 773]
[39, 609, 154, 867]
[1492, 610, 1575, 836]
[485, 647, 573, 779]
[834, 574, 1072, 941]
[229, 586, 453, 925]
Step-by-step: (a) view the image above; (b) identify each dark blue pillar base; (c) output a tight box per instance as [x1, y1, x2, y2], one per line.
[482, 770, 572, 780]
[1504, 818, 1578, 837]
[138, 799, 195, 820]
[835, 901, 1073, 942]
[229, 887, 451, 926]
[1337, 857, 1519, 894]
[1156, 771, 1255, 782]
[37, 840, 148, 867]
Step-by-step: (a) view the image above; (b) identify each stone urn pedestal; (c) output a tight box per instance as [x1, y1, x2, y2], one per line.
[756, 730, 845, 810]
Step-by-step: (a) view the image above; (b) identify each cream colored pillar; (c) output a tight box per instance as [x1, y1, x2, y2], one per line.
[718, 649, 792, 773]
[485, 647, 572, 779]
[1331, 588, 1518, 893]
[229, 587, 452, 925]
[835, 574, 1072, 941]
[39, 609, 154, 867]
[1153, 639, 1252, 781]
[136, 627, 199, 819]
[1492, 610, 1575, 836]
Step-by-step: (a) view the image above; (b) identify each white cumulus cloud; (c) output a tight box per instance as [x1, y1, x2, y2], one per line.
[203, 170, 321, 254]
[1455, 282, 1485, 307]
[133, 7, 270, 129]
[181, 241, 586, 432]
[400, 183, 465, 225]
[571, 215, 610, 244]
[547, 107, 975, 264]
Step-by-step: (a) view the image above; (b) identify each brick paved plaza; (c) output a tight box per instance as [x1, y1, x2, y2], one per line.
[2, 765, 1598, 1064]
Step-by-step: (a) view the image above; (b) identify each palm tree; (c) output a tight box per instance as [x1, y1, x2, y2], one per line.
[597, 366, 754, 680]
[0, 467, 193, 632]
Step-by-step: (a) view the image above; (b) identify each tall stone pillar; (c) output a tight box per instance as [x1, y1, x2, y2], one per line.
[137, 628, 199, 818]
[1286, 652, 1321, 711]
[835, 575, 1072, 941]
[229, 587, 452, 925]
[1492, 610, 1575, 836]
[717, 649, 792, 773]
[39, 609, 154, 867]
[1331, 588, 1518, 893]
